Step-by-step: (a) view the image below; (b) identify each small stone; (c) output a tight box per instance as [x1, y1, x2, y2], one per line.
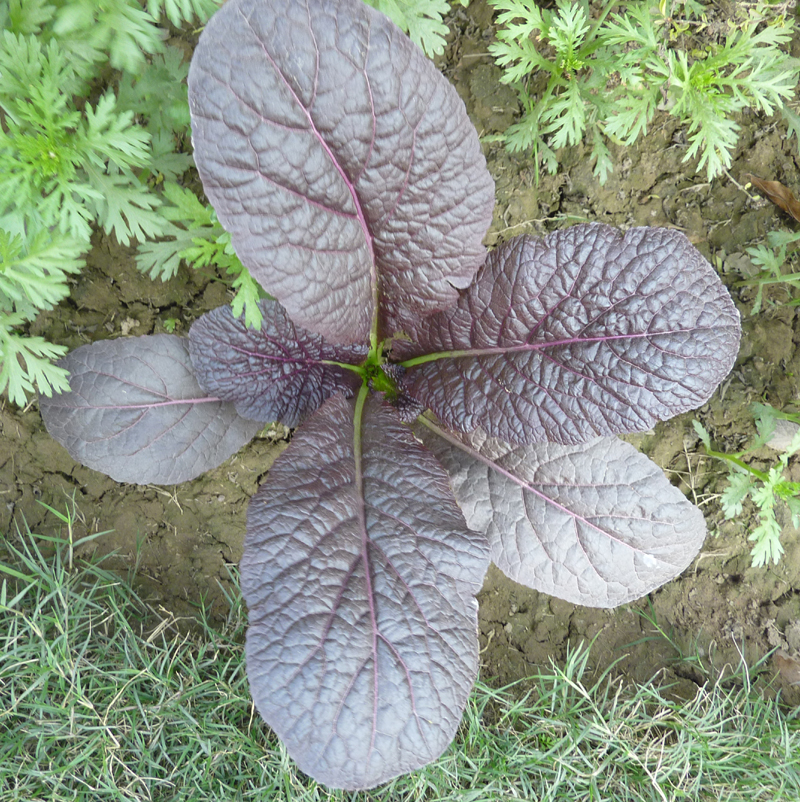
[775, 650, 800, 686]
[786, 621, 800, 653]
[765, 419, 800, 453]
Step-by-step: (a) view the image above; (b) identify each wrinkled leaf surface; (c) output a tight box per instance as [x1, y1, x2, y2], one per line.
[188, 0, 494, 344]
[39, 335, 261, 484]
[415, 419, 706, 608]
[399, 224, 741, 444]
[241, 392, 489, 789]
[189, 299, 367, 426]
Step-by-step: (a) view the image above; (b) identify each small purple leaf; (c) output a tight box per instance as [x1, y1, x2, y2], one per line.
[189, 300, 367, 427]
[399, 224, 741, 444]
[39, 335, 261, 484]
[415, 419, 706, 608]
[241, 392, 489, 789]
[188, 0, 494, 344]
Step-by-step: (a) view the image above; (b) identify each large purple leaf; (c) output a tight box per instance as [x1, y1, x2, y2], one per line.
[241, 392, 489, 789]
[415, 419, 706, 608]
[398, 224, 741, 445]
[39, 335, 261, 485]
[188, 299, 367, 427]
[188, 0, 494, 344]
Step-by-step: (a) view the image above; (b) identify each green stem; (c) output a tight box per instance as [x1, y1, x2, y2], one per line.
[705, 449, 770, 482]
[320, 359, 368, 376]
[352, 383, 368, 459]
[587, 0, 620, 44]
[369, 272, 380, 358]
[399, 350, 473, 369]
[734, 273, 800, 288]
[352, 383, 369, 545]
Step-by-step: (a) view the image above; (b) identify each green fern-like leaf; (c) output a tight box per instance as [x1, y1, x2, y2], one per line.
[135, 182, 217, 279]
[0, 0, 56, 35]
[782, 104, 800, 148]
[145, 0, 220, 27]
[230, 264, 266, 329]
[84, 165, 167, 246]
[52, 0, 164, 74]
[490, 0, 800, 183]
[489, 0, 550, 82]
[0, 31, 84, 121]
[81, 93, 151, 170]
[147, 131, 194, 183]
[115, 46, 191, 140]
[602, 89, 659, 146]
[363, 0, 452, 57]
[720, 471, 753, 520]
[0, 41, 156, 243]
[135, 228, 193, 281]
[748, 469, 786, 567]
[133, 183, 265, 328]
[692, 419, 712, 451]
[0, 315, 70, 406]
[748, 515, 784, 568]
[181, 231, 266, 328]
[546, 0, 589, 69]
[590, 129, 613, 185]
[541, 80, 585, 148]
[0, 227, 85, 318]
[602, 3, 659, 51]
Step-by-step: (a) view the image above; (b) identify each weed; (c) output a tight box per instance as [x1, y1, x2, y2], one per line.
[629, 599, 712, 672]
[736, 228, 800, 314]
[694, 403, 800, 567]
[135, 181, 268, 328]
[363, 0, 470, 56]
[488, 0, 799, 184]
[0, 1, 222, 406]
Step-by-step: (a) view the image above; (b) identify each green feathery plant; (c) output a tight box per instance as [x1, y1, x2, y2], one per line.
[694, 403, 800, 567]
[135, 182, 268, 328]
[363, 0, 470, 56]
[488, 0, 800, 184]
[0, 0, 223, 407]
[736, 228, 800, 315]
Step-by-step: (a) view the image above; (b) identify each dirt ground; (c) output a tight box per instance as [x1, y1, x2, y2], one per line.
[3, 0, 800, 706]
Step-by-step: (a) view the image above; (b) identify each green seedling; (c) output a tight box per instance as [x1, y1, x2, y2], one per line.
[736, 228, 800, 315]
[694, 403, 800, 567]
[136, 182, 268, 329]
[488, 0, 799, 184]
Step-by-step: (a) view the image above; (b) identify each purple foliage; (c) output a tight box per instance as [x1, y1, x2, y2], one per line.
[189, 299, 367, 427]
[397, 225, 740, 445]
[243, 392, 489, 788]
[39, 0, 742, 791]
[187, 0, 494, 344]
[39, 335, 261, 484]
